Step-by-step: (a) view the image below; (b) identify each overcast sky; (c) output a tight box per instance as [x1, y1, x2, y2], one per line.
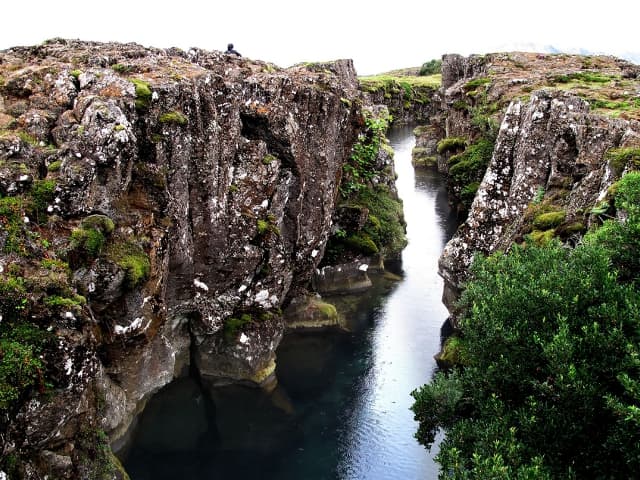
[1, 0, 638, 75]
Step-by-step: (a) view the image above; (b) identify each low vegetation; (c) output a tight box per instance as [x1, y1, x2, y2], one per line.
[412, 171, 640, 478]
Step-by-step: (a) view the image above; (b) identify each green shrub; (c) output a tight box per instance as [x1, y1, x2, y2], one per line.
[412, 182, 640, 478]
[419, 59, 442, 76]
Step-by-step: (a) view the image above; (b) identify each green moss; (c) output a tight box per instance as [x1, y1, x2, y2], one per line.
[558, 221, 586, 237]
[111, 63, 130, 74]
[0, 338, 44, 410]
[262, 154, 277, 165]
[257, 219, 270, 235]
[77, 428, 131, 480]
[70, 69, 82, 79]
[605, 147, 640, 175]
[533, 210, 566, 230]
[47, 160, 62, 172]
[131, 78, 152, 109]
[28, 179, 56, 222]
[463, 77, 491, 92]
[0, 196, 26, 254]
[461, 182, 480, 205]
[114, 124, 126, 131]
[81, 214, 115, 234]
[70, 226, 106, 260]
[551, 71, 612, 85]
[412, 147, 438, 168]
[224, 313, 253, 341]
[528, 229, 556, 245]
[447, 139, 494, 208]
[106, 241, 150, 288]
[158, 111, 188, 125]
[17, 131, 38, 146]
[437, 136, 467, 154]
[437, 335, 467, 367]
[358, 74, 441, 93]
[316, 301, 338, 319]
[344, 233, 379, 255]
[43, 294, 85, 310]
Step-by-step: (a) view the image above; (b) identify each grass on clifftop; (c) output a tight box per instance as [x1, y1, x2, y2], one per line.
[359, 74, 442, 91]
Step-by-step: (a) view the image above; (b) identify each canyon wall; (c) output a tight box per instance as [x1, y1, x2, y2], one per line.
[0, 39, 363, 478]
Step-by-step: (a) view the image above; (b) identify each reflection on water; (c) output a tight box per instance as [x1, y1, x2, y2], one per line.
[123, 125, 458, 479]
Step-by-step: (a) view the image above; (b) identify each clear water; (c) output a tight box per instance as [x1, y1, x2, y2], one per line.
[123, 125, 459, 480]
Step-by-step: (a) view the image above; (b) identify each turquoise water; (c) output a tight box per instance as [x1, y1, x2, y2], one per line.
[123, 126, 458, 479]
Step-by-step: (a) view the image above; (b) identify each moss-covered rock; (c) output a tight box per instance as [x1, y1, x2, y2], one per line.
[533, 210, 566, 230]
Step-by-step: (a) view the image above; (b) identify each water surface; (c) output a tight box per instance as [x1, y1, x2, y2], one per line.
[123, 125, 458, 479]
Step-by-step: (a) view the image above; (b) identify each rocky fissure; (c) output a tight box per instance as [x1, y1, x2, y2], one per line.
[0, 39, 373, 478]
[410, 52, 640, 319]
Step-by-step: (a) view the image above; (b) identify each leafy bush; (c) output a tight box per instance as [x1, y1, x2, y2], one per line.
[419, 59, 442, 76]
[411, 171, 640, 478]
[447, 138, 495, 208]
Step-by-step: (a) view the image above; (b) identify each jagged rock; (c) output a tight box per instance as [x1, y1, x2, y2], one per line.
[439, 88, 640, 316]
[312, 261, 373, 294]
[0, 39, 363, 477]
[282, 295, 342, 330]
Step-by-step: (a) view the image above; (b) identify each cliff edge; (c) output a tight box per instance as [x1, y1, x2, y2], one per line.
[0, 39, 363, 478]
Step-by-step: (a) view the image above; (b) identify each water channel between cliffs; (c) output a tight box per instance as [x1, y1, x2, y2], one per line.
[122, 125, 459, 479]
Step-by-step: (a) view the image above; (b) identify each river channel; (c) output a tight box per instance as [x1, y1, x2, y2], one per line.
[123, 125, 459, 479]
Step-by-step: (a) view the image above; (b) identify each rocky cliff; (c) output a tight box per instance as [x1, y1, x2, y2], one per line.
[428, 52, 640, 316]
[0, 39, 364, 478]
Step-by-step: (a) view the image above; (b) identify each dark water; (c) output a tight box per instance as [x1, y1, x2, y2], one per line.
[123, 125, 459, 479]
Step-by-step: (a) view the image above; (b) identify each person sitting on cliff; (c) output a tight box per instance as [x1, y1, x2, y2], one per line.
[225, 43, 241, 57]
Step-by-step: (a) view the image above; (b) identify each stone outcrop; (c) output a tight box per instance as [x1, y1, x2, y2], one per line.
[433, 53, 640, 317]
[0, 39, 363, 477]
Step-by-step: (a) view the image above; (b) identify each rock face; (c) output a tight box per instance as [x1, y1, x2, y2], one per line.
[0, 39, 362, 477]
[435, 53, 640, 317]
